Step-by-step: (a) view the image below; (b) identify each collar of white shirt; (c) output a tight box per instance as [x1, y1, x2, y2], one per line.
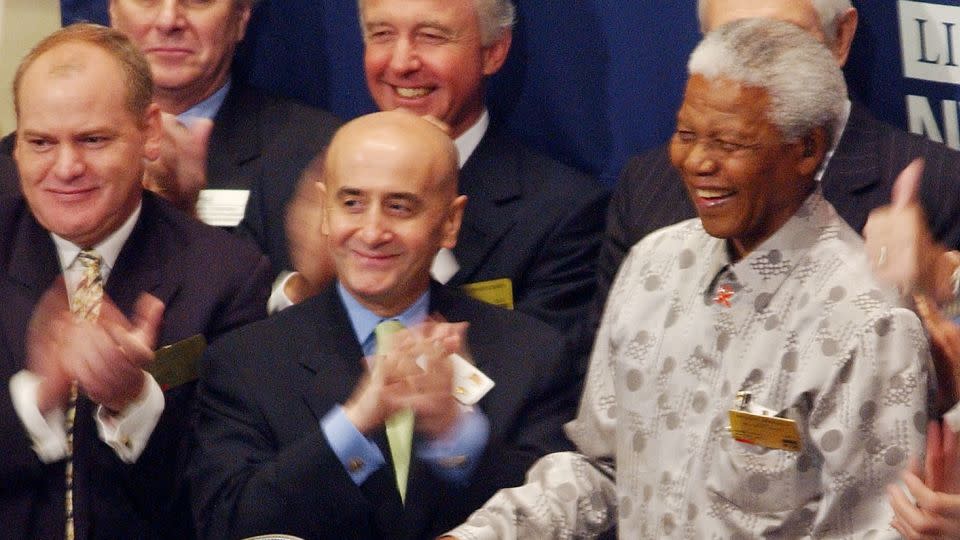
[454, 110, 490, 168]
[51, 201, 142, 288]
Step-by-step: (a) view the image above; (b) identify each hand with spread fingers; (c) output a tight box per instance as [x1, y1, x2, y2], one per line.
[142, 112, 213, 214]
[343, 322, 466, 439]
[27, 279, 165, 414]
[393, 324, 462, 439]
[342, 328, 420, 434]
[283, 158, 337, 304]
[888, 421, 960, 539]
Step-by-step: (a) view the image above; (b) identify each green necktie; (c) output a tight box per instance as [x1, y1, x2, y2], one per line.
[375, 320, 414, 503]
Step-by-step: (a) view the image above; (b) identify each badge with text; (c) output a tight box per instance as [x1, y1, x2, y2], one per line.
[196, 189, 250, 227]
[148, 334, 207, 391]
[728, 409, 802, 452]
[461, 278, 514, 310]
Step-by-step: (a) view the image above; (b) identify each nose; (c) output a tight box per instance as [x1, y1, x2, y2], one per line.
[683, 140, 719, 176]
[52, 144, 85, 181]
[154, 0, 186, 32]
[388, 37, 421, 74]
[358, 208, 392, 245]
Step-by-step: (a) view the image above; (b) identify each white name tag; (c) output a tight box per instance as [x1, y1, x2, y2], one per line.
[416, 353, 495, 405]
[196, 189, 250, 227]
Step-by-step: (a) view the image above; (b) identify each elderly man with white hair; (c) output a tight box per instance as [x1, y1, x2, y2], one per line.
[594, 0, 960, 350]
[444, 18, 929, 539]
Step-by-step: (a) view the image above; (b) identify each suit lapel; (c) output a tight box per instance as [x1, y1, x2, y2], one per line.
[207, 84, 263, 190]
[297, 287, 367, 422]
[451, 128, 522, 285]
[0, 203, 59, 373]
[106, 195, 168, 316]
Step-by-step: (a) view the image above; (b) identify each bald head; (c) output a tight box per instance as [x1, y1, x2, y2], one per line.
[327, 111, 459, 199]
[322, 110, 467, 316]
[697, 0, 857, 66]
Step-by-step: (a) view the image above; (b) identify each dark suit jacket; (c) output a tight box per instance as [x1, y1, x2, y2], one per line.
[0, 192, 272, 540]
[191, 282, 580, 540]
[594, 101, 960, 323]
[204, 82, 340, 192]
[0, 153, 18, 196]
[242, 122, 608, 338]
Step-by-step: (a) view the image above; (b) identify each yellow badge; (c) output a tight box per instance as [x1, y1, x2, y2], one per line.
[728, 409, 802, 452]
[148, 334, 207, 391]
[461, 278, 514, 309]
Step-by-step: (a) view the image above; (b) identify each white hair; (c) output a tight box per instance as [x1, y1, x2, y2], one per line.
[357, 0, 514, 46]
[688, 18, 847, 144]
[696, 0, 852, 46]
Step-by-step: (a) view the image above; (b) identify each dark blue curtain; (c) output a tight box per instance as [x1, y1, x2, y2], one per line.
[60, 1, 960, 187]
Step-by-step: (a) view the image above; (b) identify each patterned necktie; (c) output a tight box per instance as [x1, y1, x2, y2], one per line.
[65, 249, 103, 540]
[375, 320, 414, 504]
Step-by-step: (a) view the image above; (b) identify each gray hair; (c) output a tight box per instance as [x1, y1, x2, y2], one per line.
[688, 18, 847, 144]
[696, 0, 852, 46]
[357, 0, 514, 46]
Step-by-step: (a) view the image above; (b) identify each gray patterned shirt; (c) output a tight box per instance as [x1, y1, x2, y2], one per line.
[448, 190, 929, 539]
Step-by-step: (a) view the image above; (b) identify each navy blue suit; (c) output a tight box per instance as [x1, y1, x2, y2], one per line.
[191, 281, 580, 540]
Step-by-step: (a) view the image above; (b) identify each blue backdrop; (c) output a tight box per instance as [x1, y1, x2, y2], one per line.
[60, 1, 960, 187]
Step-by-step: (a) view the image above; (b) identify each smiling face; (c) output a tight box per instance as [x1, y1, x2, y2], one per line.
[15, 42, 161, 247]
[360, 0, 511, 138]
[670, 74, 820, 259]
[324, 112, 465, 316]
[109, 0, 251, 113]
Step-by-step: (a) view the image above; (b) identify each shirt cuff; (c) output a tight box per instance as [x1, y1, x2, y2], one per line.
[95, 372, 165, 464]
[417, 406, 490, 485]
[320, 405, 385, 485]
[944, 402, 960, 433]
[267, 271, 297, 315]
[9, 370, 69, 463]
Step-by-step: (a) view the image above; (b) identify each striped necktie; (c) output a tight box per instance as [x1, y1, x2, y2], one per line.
[65, 249, 103, 540]
[375, 320, 414, 503]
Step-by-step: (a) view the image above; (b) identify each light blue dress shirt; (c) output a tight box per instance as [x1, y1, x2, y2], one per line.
[177, 80, 231, 123]
[320, 283, 490, 486]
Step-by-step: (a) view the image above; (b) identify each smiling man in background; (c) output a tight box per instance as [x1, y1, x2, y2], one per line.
[106, 0, 339, 224]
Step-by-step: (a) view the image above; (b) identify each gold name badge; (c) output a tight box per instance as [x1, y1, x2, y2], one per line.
[728, 409, 802, 452]
[148, 334, 207, 391]
[461, 278, 514, 309]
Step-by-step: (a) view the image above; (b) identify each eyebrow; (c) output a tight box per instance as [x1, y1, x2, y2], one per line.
[336, 187, 422, 203]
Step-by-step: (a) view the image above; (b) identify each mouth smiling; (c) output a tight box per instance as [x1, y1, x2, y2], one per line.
[392, 85, 432, 99]
[691, 187, 736, 208]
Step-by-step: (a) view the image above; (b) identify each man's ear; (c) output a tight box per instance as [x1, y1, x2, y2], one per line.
[440, 195, 467, 249]
[795, 128, 828, 177]
[318, 181, 331, 236]
[481, 29, 512, 76]
[142, 104, 163, 162]
[233, 2, 254, 43]
[831, 8, 858, 67]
